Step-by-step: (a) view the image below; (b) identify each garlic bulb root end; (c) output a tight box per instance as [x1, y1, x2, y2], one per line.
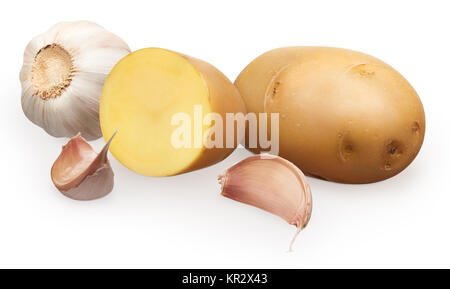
[21, 21, 130, 140]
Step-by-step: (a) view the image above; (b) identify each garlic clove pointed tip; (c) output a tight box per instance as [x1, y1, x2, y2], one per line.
[98, 130, 117, 163]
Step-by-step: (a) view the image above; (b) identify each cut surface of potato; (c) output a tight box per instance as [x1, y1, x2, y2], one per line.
[100, 48, 246, 176]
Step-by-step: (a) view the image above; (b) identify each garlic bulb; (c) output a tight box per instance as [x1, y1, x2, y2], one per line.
[51, 132, 116, 200]
[20, 21, 130, 140]
[219, 154, 313, 251]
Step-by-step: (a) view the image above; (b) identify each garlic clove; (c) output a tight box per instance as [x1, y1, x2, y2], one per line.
[20, 21, 130, 140]
[218, 154, 312, 251]
[51, 132, 116, 200]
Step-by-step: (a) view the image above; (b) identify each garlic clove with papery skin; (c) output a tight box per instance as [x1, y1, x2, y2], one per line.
[20, 21, 130, 140]
[218, 154, 313, 251]
[51, 132, 116, 201]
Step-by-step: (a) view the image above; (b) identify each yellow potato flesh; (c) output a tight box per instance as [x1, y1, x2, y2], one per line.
[100, 48, 244, 176]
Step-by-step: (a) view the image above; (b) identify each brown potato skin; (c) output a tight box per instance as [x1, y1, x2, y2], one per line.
[180, 54, 247, 173]
[235, 47, 425, 184]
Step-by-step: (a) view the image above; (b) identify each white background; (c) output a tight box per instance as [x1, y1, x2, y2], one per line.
[1, 0, 449, 269]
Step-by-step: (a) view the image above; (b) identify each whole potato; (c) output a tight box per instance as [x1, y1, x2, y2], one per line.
[235, 47, 425, 183]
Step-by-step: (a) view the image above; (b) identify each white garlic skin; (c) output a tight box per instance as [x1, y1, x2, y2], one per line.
[20, 21, 130, 140]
